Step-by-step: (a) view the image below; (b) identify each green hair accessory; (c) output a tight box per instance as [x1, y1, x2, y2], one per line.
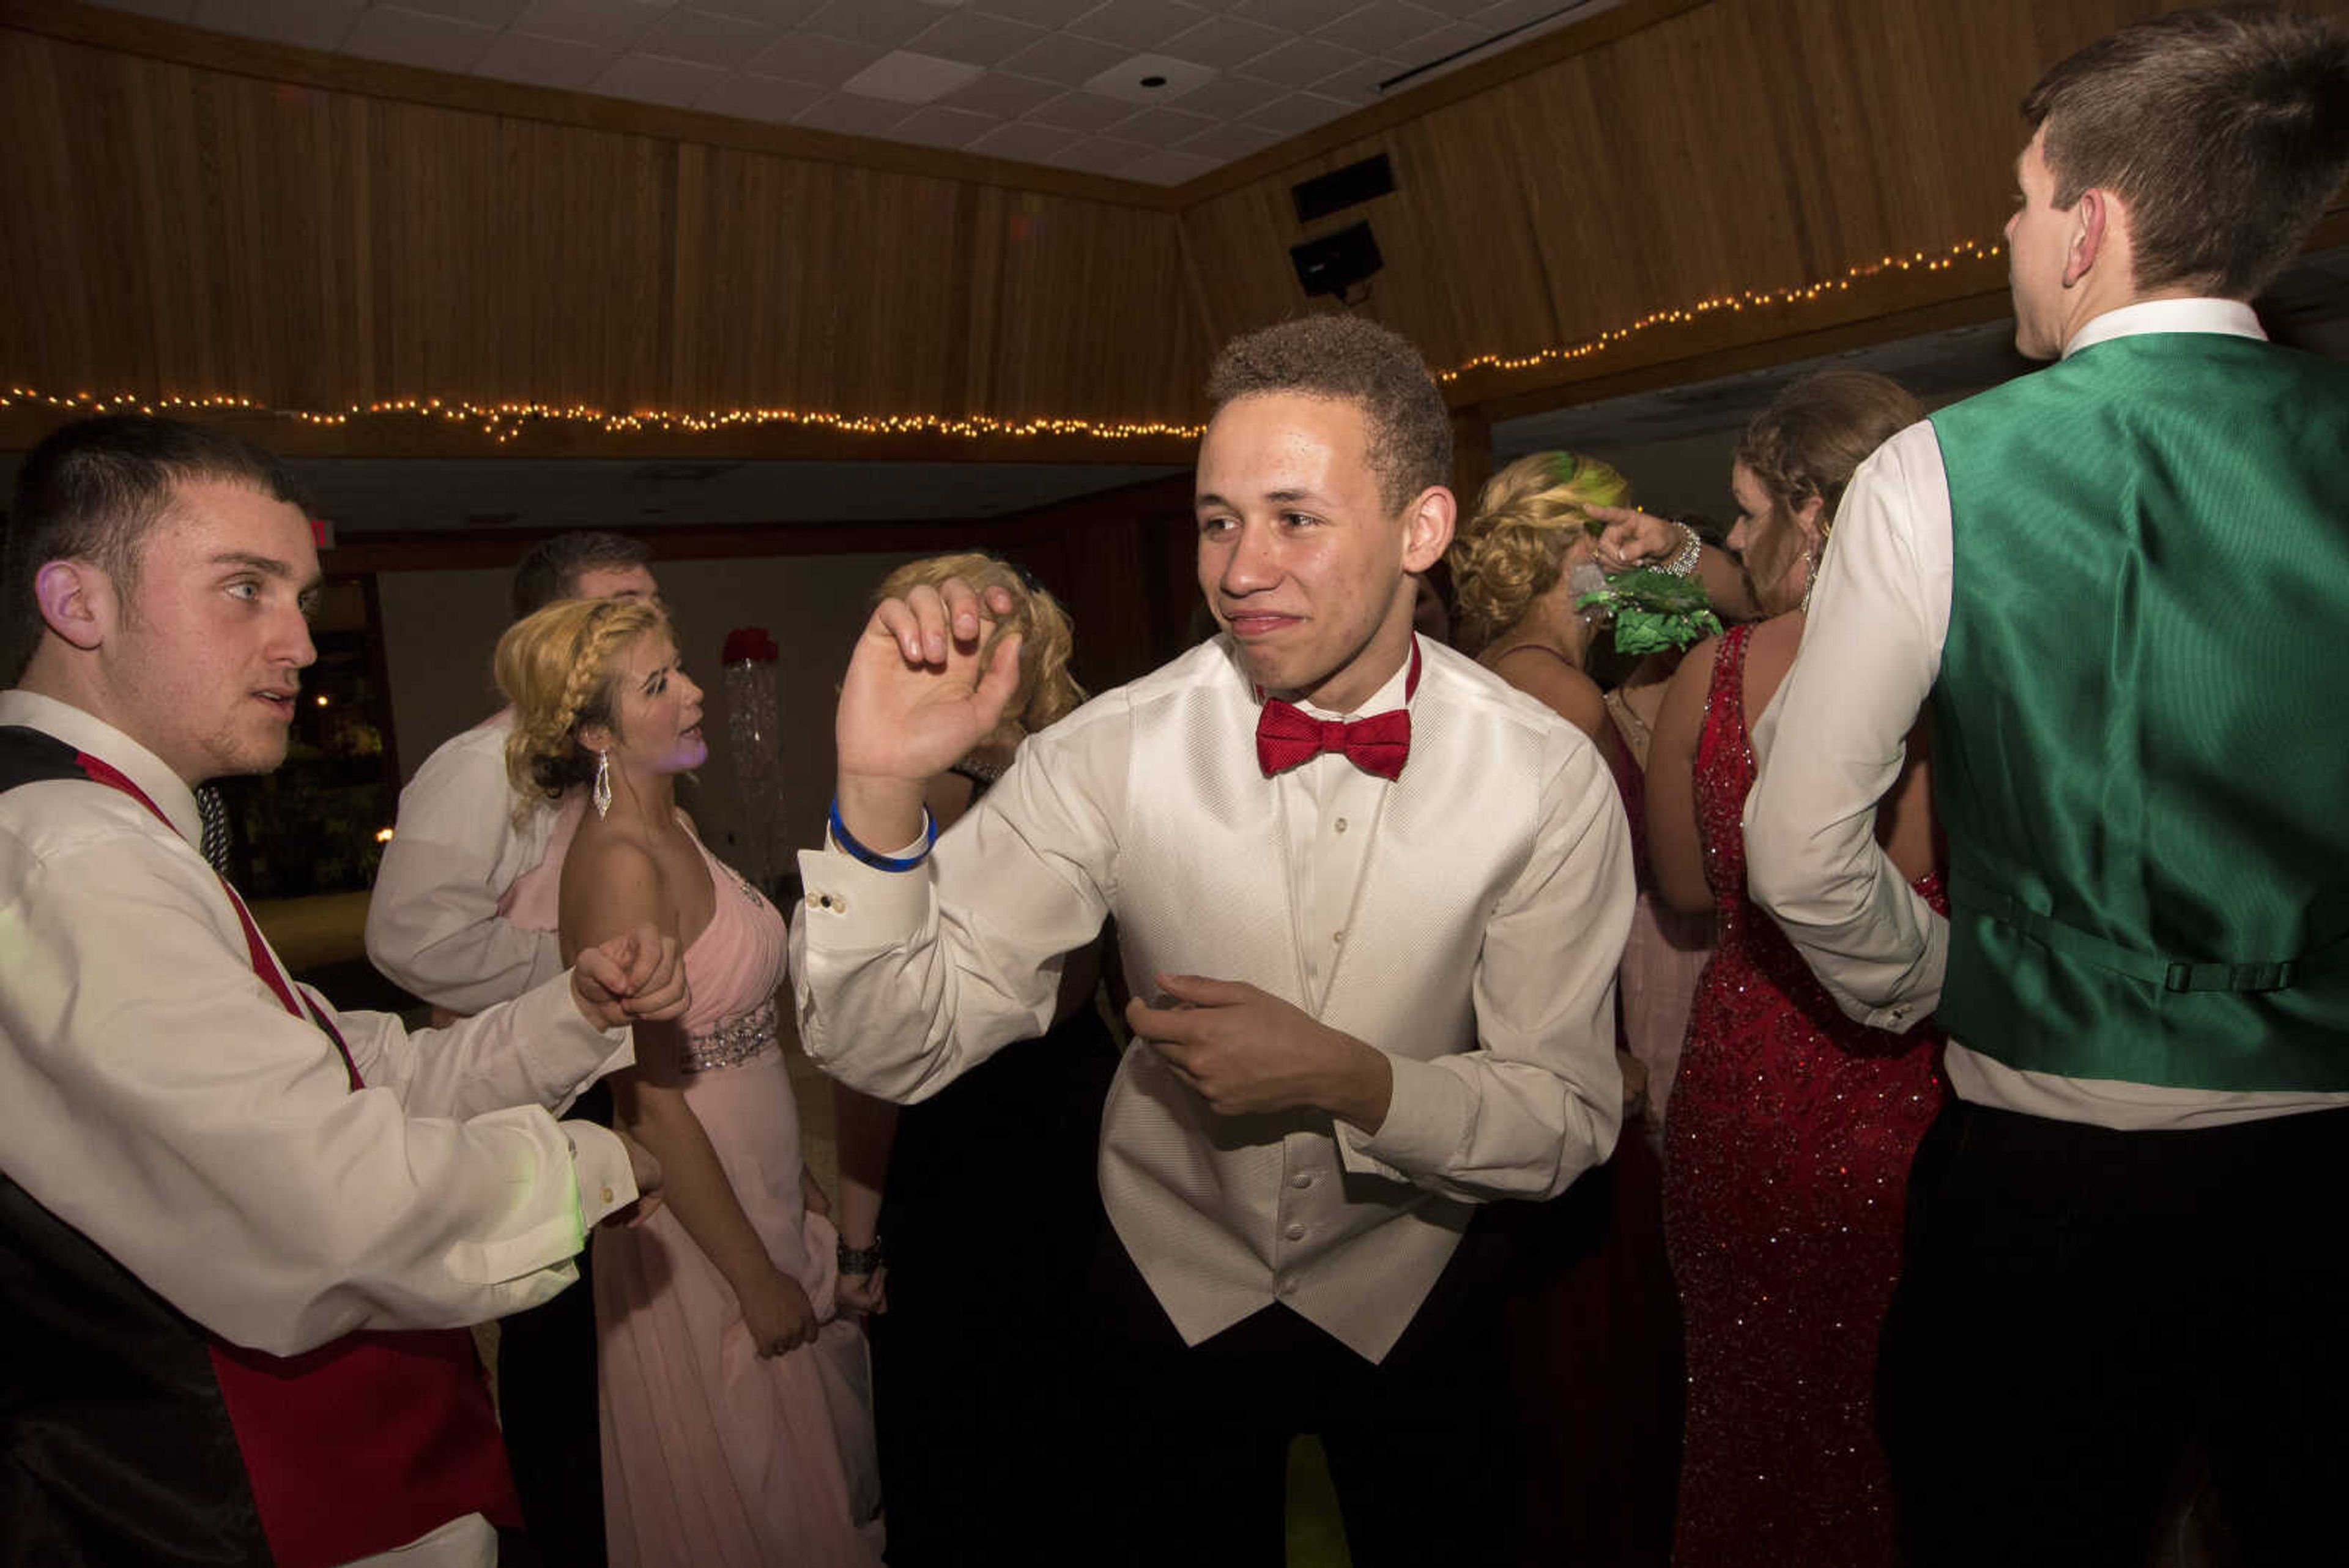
[1575, 568, 1724, 655]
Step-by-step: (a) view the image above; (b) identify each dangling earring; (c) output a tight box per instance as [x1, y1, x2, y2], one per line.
[1798, 539, 1820, 614]
[592, 749, 613, 820]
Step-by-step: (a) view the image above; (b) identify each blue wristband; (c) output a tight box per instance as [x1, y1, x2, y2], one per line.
[828, 798, 938, 872]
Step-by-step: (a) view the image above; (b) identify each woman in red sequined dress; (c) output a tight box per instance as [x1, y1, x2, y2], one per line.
[1642, 371, 1945, 1568]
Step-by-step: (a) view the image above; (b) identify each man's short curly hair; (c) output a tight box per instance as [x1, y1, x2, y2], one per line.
[1205, 315, 1453, 513]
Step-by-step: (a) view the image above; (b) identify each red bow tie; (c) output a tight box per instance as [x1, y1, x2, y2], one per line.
[1253, 638, 1420, 781]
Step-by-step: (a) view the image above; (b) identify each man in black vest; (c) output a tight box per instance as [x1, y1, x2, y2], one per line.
[0, 415, 680, 1566]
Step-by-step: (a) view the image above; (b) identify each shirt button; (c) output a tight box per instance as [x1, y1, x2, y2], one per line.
[1276, 1277, 1297, 1298]
[1283, 1222, 1306, 1241]
[1290, 1172, 1314, 1190]
[1334, 817, 1349, 834]
[1332, 930, 1345, 944]
[600, 1185, 615, 1205]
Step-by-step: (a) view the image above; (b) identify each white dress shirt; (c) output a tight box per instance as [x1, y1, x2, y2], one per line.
[366, 710, 563, 1014]
[0, 689, 638, 1358]
[793, 636, 1631, 1361]
[1745, 298, 2349, 1129]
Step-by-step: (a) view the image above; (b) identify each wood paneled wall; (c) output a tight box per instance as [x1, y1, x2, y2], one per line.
[0, 17, 1204, 458]
[4, 0, 2343, 461]
[1178, 0, 2348, 412]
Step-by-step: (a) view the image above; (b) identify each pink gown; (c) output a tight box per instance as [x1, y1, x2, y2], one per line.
[505, 800, 883, 1567]
[1661, 625, 1946, 1568]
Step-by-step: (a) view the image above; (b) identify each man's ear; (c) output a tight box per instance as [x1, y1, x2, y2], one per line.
[1401, 485, 1457, 574]
[2063, 187, 2111, 289]
[34, 560, 113, 652]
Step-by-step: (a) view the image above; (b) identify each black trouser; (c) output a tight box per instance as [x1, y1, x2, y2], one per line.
[498, 1081, 609, 1568]
[1076, 1222, 1522, 1568]
[1879, 1098, 2349, 1568]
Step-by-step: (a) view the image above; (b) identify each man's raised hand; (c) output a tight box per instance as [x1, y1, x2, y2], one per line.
[835, 578, 1024, 849]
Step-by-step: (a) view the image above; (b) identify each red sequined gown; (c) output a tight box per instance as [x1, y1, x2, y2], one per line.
[1661, 625, 1947, 1568]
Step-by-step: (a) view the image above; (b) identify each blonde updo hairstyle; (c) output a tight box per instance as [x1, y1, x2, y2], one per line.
[495, 596, 667, 808]
[877, 552, 1084, 734]
[1734, 370, 1925, 545]
[1449, 451, 1633, 654]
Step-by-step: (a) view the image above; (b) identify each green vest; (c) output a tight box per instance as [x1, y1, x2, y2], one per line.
[1928, 331, 2349, 1091]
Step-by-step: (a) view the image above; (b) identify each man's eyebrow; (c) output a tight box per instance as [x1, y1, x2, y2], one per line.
[211, 551, 298, 578]
[1195, 487, 1326, 510]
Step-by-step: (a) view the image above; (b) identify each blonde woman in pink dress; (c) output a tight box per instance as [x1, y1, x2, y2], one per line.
[495, 596, 883, 1568]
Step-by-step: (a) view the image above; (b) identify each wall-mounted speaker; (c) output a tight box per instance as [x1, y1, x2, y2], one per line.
[1290, 223, 1383, 299]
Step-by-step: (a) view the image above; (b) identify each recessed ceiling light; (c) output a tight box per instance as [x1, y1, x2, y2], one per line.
[1083, 54, 1214, 106]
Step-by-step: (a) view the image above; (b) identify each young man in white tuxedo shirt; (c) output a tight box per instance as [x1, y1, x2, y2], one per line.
[795, 315, 1633, 1564]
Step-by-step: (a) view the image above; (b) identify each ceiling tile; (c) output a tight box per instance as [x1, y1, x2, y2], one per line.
[100, 0, 195, 20]
[1241, 34, 1357, 87]
[1156, 12, 1283, 70]
[995, 29, 1126, 87]
[1407, 0, 1494, 13]
[1394, 19, 1486, 62]
[509, 0, 667, 51]
[1230, 0, 1357, 30]
[803, 0, 946, 48]
[1106, 103, 1216, 146]
[792, 92, 916, 135]
[190, 0, 365, 51]
[1473, 0, 1588, 30]
[937, 69, 1064, 119]
[341, 7, 499, 72]
[1121, 147, 1220, 185]
[892, 104, 1001, 149]
[590, 50, 729, 106]
[472, 29, 617, 87]
[1066, 0, 1206, 53]
[1174, 119, 1283, 161]
[633, 8, 784, 66]
[967, 0, 1095, 26]
[1315, 1, 1450, 56]
[1019, 89, 1132, 132]
[694, 70, 826, 120]
[689, 0, 824, 21]
[1042, 134, 1151, 175]
[841, 50, 985, 103]
[1313, 51, 1401, 102]
[1241, 89, 1350, 133]
[1163, 70, 1284, 119]
[743, 31, 887, 84]
[394, 0, 530, 26]
[909, 8, 1047, 66]
[964, 118, 1081, 160]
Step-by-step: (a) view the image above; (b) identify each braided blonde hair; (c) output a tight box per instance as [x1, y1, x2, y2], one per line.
[1448, 451, 1633, 653]
[876, 553, 1085, 733]
[494, 596, 666, 808]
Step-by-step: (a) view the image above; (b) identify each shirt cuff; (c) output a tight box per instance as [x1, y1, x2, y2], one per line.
[566, 1121, 637, 1229]
[1334, 1053, 1464, 1183]
[795, 843, 932, 950]
[519, 972, 636, 1109]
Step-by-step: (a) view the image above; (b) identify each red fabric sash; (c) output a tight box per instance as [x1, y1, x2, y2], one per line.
[75, 751, 521, 1566]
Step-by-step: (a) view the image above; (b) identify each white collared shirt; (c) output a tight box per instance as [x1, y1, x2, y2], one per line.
[793, 635, 1631, 1359]
[366, 709, 565, 1014]
[0, 689, 636, 1355]
[1744, 298, 2349, 1129]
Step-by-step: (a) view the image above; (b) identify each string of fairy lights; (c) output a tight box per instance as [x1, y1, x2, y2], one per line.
[0, 236, 2002, 444]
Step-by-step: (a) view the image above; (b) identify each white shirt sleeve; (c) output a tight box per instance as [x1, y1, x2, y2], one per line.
[1744, 419, 1952, 1030]
[790, 723, 1120, 1104]
[366, 726, 562, 1015]
[0, 814, 632, 1357]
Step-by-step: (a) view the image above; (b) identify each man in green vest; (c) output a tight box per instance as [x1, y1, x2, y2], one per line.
[1745, 8, 2349, 1564]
